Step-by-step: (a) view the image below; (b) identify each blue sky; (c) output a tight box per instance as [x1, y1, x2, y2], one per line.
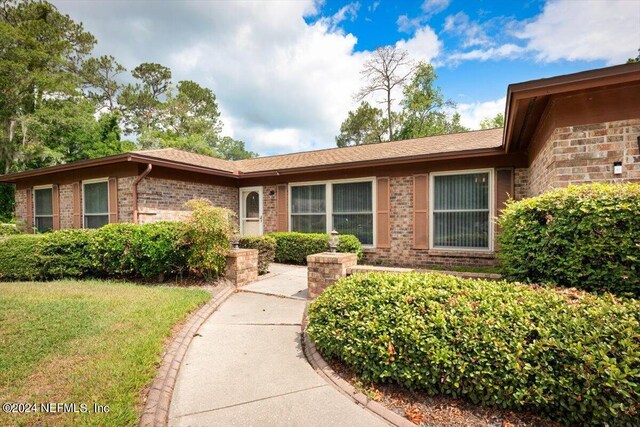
[52, 0, 640, 156]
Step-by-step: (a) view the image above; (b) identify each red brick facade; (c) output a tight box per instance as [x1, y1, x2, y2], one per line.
[528, 119, 640, 196]
[136, 177, 237, 224]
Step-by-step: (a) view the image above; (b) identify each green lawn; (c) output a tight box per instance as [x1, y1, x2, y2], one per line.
[0, 280, 211, 426]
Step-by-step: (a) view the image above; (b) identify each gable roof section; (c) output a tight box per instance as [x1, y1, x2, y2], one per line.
[0, 129, 503, 182]
[234, 128, 503, 174]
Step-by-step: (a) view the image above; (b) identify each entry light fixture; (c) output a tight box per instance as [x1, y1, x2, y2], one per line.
[328, 229, 339, 253]
[613, 161, 623, 175]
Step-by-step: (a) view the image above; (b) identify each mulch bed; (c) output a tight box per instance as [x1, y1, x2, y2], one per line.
[327, 359, 560, 427]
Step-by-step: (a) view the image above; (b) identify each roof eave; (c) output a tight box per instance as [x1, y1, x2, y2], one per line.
[237, 146, 506, 177]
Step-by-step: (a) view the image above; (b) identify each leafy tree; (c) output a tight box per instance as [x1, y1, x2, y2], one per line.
[165, 80, 221, 137]
[215, 136, 257, 160]
[397, 62, 465, 139]
[0, 0, 96, 174]
[356, 46, 415, 140]
[627, 48, 640, 63]
[336, 102, 386, 147]
[118, 62, 172, 134]
[80, 55, 126, 112]
[479, 112, 505, 129]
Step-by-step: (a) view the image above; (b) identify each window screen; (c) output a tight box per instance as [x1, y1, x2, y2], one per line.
[34, 188, 53, 232]
[432, 172, 490, 249]
[84, 181, 109, 229]
[290, 185, 326, 233]
[332, 182, 373, 245]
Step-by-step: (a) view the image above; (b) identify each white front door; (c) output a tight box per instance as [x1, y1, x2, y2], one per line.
[240, 187, 263, 236]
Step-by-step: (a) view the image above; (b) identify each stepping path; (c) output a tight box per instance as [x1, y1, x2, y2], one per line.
[168, 264, 388, 427]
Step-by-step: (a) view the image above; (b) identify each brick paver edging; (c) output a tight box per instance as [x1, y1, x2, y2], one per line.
[301, 309, 415, 427]
[139, 286, 235, 427]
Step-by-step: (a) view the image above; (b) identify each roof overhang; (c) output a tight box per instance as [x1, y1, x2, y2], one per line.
[0, 152, 238, 183]
[503, 62, 640, 153]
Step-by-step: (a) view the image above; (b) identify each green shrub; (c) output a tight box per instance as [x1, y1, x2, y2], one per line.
[89, 222, 190, 279]
[308, 272, 640, 425]
[0, 235, 43, 280]
[40, 229, 94, 279]
[131, 222, 190, 279]
[185, 199, 237, 280]
[239, 235, 276, 274]
[0, 223, 20, 236]
[497, 183, 640, 296]
[89, 223, 138, 277]
[269, 232, 363, 264]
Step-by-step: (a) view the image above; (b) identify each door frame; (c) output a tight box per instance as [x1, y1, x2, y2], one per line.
[239, 186, 264, 236]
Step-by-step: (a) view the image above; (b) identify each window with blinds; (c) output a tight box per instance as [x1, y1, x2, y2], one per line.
[332, 182, 373, 245]
[290, 184, 326, 233]
[34, 187, 53, 232]
[432, 171, 490, 249]
[290, 180, 375, 246]
[83, 181, 109, 229]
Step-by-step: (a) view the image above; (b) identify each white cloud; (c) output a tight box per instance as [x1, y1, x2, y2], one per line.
[52, 0, 441, 156]
[456, 97, 506, 129]
[448, 44, 524, 63]
[421, 0, 451, 15]
[443, 12, 492, 48]
[517, 0, 640, 64]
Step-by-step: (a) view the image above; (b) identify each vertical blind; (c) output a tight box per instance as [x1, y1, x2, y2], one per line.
[433, 172, 489, 249]
[84, 181, 109, 229]
[34, 188, 53, 232]
[332, 182, 373, 245]
[290, 181, 374, 245]
[291, 185, 326, 233]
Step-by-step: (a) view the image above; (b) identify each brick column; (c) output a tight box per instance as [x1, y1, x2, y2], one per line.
[307, 252, 358, 298]
[225, 249, 258, 287]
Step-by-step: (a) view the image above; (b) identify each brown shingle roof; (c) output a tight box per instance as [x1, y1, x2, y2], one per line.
[234, 127, 503, 173]
[132, 148, 238, 173]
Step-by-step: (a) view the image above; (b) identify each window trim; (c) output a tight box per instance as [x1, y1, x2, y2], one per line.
[33, 184, 53, 232]
[429, 168, 494, 252]
[288, 177, 377, 248]
[82, 178, 110, 229]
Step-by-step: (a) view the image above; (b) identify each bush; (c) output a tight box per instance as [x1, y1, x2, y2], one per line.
[185, 199, 237, 280]
[239, 235, 276, 274]
[89, 222, 190, 279]
[497, 183, 640, 296]
[0, 223, 20, 236]
[269, 232, 363, 264]
[130, 222, 190, 279]
[40, 229, 94, 279]
[0, 235, 43, 280]
[308, 272, 640, 425]
[89, 223, 138, 277]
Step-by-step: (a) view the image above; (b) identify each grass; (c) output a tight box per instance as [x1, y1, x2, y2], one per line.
[0, 280, 211, 426]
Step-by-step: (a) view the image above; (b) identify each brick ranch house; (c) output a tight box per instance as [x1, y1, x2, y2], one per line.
[1, 63, 639, 268]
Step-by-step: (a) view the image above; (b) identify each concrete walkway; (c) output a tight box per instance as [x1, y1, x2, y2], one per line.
[168, 264, 387, 427]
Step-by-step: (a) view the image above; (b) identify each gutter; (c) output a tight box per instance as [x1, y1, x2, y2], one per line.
[132, 163, 153, 224]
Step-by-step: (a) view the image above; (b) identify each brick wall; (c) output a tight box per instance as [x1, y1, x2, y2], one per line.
[529, 119, 640, 196]
[262, 185, 277, 233]
[15, 188, 27, 227]
[137, 176, 238, 224]
[362, 175, 498, 269]
[514, 168, 529, 201]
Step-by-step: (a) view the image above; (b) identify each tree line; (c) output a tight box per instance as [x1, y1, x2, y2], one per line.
[336, 46, 504, 147]
[0, 0, 256, 220]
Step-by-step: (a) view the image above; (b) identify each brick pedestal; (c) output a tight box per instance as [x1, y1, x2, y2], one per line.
[225, 248, 258, 287]
[307, 252, 358, 298]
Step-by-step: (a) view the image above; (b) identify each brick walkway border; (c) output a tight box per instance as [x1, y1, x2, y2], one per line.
[301, 309, 415, 427]
[139, 286, 235, 427]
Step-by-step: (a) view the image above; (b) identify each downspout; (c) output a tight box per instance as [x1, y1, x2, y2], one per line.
[132, 163, 153, 224]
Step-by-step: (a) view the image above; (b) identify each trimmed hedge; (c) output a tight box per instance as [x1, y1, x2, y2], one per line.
[40, 229, 94, 279]
[497, 183, 640, 296]
[307, 272, 640, 425]
[239, 235, 276, 274]
[0, 235, 43, 281]
[269, 232, 363, 264]
[89, 222, 190, 279]
[0, 222, 191, 281]
[0, 223, 20, 236]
